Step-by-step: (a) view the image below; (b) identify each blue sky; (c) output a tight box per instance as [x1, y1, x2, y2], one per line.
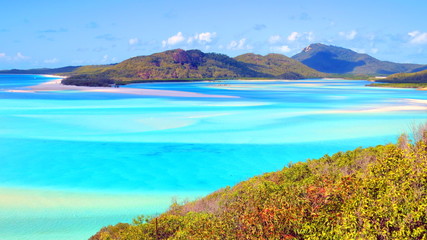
[1, 0, 427, 69]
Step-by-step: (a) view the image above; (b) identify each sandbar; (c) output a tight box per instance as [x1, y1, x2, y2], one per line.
[24, 79, 238, 98]
[0, 187, 202, 213]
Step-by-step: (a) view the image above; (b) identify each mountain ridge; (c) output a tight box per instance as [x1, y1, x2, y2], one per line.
[292, 43, 427, 75]
[0, 66, 81, 75]
[61, 49, 325, 86]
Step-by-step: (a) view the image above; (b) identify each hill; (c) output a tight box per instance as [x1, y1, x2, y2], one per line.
[62, 49, 323, 86]
[0, 66, 80, 75]
[90, 127, 427, 239]
[368, 69, 427, 88]
[292, 43, 427, 75]
[234, 53, 326, 79]
[383, 69, 427, 83]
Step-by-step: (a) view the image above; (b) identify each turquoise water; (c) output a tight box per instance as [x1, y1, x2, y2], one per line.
[0, 75, 426, 239]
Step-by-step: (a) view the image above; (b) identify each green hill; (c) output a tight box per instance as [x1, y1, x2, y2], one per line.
[62, 49, 324, 86]
[235, 53, 326, 79]
[90, 127, 427, 239]
[292, 43, 427, 75]
[383, 69, 427, 83]
[369, 69, 427, 88]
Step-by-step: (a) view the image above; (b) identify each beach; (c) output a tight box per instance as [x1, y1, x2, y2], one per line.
[18, 78, 238, 98]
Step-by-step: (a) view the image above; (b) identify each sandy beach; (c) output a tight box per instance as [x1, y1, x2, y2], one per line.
[9, 78, 239, 98]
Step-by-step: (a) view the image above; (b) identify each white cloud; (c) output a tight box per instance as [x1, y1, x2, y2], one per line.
[268, 35, 281, 44]
[15, 52, 29, 60]
[99, 55, 117, 63]
[0, 52, 30, 62]
[286, 32, 314, 42]
[188, 32, 217, 44]
[408, 31, 419, 38]
[288, 32, 299, 41]
[351, 48, 366, 54]
[271, 45, 291, 53]
[44, 58, 59, 64]
[227, 38, 252, 50]
[198, 32, 216, 43]
[129, 37, 139, 45]
[339, 30, 357, 40]
[162, 32, 185, 47]
[408, 31, 427, 44]
[306, 32, 314, 42]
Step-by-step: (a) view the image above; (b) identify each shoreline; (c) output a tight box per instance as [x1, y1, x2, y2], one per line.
[40, 74, 67, 79]
[8, 78, 239, 98]
[0, 186, 206, 210]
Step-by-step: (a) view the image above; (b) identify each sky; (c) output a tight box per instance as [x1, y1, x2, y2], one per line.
[1, 0, 427, 69]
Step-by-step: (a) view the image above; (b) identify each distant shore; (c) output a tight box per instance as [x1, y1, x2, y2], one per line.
[368, 82, 427, 90]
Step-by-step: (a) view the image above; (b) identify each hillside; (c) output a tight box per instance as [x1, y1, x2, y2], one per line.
[382, 69, 427, 83]
[234, 53, 326, 79]
[90, 127, 427, 239]
[62, 49, 323, 86]
[292, 43, 427, 75]
[63, 49, 268, 86]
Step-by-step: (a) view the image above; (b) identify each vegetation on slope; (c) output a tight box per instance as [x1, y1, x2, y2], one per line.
[368, 69, 427, 89]
[61, 49, 326, 86]
[90, 126, 427, 240]
[382, 69, 427, 83]
[234, 53, 326, 79]
[292, 43, 427, 75]
[369, 83, 427, 89]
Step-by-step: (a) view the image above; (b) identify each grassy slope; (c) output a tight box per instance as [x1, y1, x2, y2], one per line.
[90, 129, 427, 240]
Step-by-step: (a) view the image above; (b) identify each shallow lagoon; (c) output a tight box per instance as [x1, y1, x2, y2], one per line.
[0, 75, 426, 239]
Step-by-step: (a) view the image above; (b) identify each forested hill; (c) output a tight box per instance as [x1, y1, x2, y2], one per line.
[292, 43, 427, 75]
[61, 49, 324, 86]
[382, 69, 427, 83]
[90, 127, 427, 239]
[235, 53, 325, 79]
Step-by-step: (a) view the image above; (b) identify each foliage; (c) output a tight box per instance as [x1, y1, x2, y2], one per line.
[62, 74, 115, 87]
[90, 126, 427, 240]
[368, 82, 427, 88]
[292, 43, 427, 75]
[381, 69, 427, 83]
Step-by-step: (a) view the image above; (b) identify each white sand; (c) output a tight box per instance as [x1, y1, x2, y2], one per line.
[0, 187, 204, 214]
[327, 105, 427, 114]
[24, 79, 238, 98]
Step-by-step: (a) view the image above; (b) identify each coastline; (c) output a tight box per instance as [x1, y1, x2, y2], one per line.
[0, 186, 205, 240]
[0, 186, 204, 212]
[8, 78, 239, 98]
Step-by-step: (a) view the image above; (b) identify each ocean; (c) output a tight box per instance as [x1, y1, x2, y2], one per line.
[0, 75, 426, 239]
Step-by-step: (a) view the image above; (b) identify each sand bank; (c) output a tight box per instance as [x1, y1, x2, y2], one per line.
[0, 187, 202, 212]
[327, 105, 427, 114]
[24, 79, 238, 98]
